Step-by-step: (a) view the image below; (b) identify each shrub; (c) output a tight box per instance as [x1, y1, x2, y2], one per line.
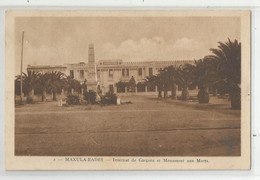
[83, 90, 97, 104]
[100, 92, 117, 105]
[67, 94, 80, 105]
[26, 97, 33, 104]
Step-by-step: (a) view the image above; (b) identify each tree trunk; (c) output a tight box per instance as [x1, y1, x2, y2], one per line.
[230, 85, 241, 110]
[53, 91, 57, 101]
[163, 89, 168, 98]
[158, 90, 162, 98]
[42, 90, 47, 102]
[171, 83, 177, 100]
[26, 89, 34, 104]
[181, 86, 189, 101]
[198, 87, 209, 104]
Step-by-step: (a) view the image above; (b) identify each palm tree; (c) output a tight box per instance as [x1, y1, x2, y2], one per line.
[206, 39, 241, 109]
[47, 71, 66, 101]
[193, 58, 218, 103]
[65, 76, 82, 95]
[158, 68, 170, 98]
[17, 71, 40, 103]
[163, 66, 178, 100]
[37, 73, 50, 102]
[145, 75, 163, 98]
[176, 64, 194, 101]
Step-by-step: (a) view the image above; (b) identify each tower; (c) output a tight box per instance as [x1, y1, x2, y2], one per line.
[87, 44, 97, 91]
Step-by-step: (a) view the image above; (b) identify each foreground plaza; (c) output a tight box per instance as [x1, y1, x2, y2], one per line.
[15, 95, 240, 156]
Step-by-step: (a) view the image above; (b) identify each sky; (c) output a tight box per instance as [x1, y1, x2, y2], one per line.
[15, 16, 241, 74]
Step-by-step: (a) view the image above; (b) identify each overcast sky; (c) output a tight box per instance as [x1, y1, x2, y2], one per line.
[15, 16, 240, 74]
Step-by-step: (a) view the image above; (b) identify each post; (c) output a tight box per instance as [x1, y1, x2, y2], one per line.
[61, 89, 64, 97]
[125, 86, 127, 93]
[145, 86, 148, 93]
[20, 31, 24, 104]
[135, 86, 137, 94]
[155, 85, 158, 92]
[71, 88, 74, 95]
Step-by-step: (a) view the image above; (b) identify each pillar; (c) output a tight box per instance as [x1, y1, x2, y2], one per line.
[145, 86, 148, 93]
[114, 85, 117, 94]
[135, 86, 138, 94]
[125, 86, 128, 93]
[155, 85, 158, 92]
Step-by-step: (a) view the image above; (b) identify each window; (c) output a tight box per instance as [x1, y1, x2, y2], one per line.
[70, 70, 74, 79]
[138, 68, 142, 76]
[149, 68, 153, 76]
[80, 70, 84, 79]
[122, 68, 129, 77]
[109, 69, 113, 78]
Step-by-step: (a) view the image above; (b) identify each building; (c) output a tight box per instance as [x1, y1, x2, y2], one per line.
[27, 44, 194, 94]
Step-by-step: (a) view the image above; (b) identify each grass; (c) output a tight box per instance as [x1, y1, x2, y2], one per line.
[15, 95, 241, 156]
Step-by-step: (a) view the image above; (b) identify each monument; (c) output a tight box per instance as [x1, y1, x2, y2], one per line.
[87, 44, 98, 91]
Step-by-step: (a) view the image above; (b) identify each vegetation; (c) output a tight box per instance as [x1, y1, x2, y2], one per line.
[15, 38, 241, 110]
[83, 90, 97, 104]
[100, 92, 117, 105]
[145, 38, 241, 109]
[207, 39, 241, 109]
[67, 94, 80, 105]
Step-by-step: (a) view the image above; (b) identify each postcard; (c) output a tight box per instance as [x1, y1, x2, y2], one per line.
[5, 10, 251, 170]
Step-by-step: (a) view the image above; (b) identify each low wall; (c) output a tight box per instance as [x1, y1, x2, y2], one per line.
[117, 89, 199, 97]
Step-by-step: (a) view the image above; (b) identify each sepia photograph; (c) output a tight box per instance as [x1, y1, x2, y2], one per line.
[5, 10, 251, 170]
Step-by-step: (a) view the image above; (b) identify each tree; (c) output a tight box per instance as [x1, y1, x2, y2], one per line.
[162, 66, 179, 99]
[176, 64, 195, 101]
[47, 71, 66, 101]
[145, 75, 163, 98]
[193, 58, 218, 103]
[37, 73, 49, 102]
[16, 71, 40, 103]
[206, 39, 241, 109]
[65, 76, 82, 95]
[128, 76, 136, 92]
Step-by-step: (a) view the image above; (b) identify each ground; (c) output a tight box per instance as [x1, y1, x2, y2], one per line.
[15, 95, 241, 156]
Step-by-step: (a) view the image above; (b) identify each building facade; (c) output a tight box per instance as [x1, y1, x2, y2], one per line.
[27, 44, 194, 94]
